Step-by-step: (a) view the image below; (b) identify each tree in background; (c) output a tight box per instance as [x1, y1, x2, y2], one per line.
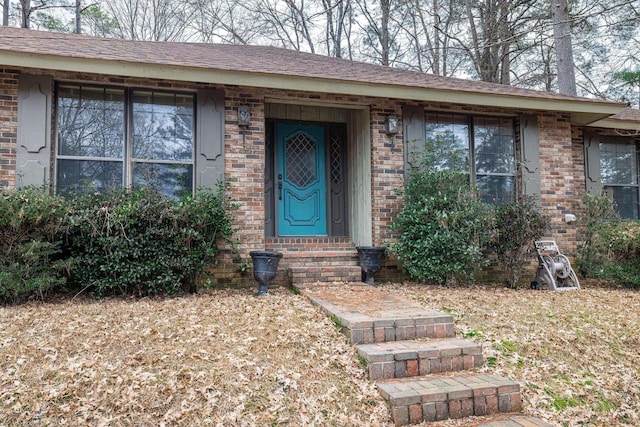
[188, 0, 256, 44]
[395, 0, 464, 75]
[320, 0, 352, 58]
[551, 0, 576, 95]
[613, 70, 640, 109]
[248, 0, 319, 52]
[3, 0, 9, 25]
[100, 0, 194, 41]
[79, 3, 118, 36]
[2, 0, 640, 106]
[567, 0, 639, 99]
[462, 0, 515, 84]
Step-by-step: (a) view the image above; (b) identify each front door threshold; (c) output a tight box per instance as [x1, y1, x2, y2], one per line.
[266, 236, 352, 244]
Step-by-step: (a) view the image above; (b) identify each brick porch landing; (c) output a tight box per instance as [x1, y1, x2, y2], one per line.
[295, 282, 554, 426]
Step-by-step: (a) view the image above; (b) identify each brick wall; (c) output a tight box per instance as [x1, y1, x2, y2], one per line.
[0, 69, 18, 189]
[0, 66, 593, 285]
[538, 113, 581, 253]
[370, 103, 404, 245]
[222, 87, 267, 259]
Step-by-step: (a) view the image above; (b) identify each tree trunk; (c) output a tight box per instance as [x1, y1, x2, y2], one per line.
[498, 0, 510, 85]
[552, 0, 577, 95]
[432, 0, 440, 75]
[380, 0, 390, 66]
[3, 0, 9, 26]
[323, 0, 348, 58]
[76, 0, 81, 33]
[20, 0, 30, 28]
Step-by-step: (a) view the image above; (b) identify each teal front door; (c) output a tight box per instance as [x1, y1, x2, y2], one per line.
[277, 123, 327, 236]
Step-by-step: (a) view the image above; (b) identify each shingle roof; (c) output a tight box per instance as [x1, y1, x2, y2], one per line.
[610, 107, 640, 122]
[590, 107, 640, 130]
[0, 26, 622, 109]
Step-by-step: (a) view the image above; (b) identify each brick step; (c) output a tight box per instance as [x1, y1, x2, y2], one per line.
[476, 415, 554, 427]
[298, 283, 456, 344]
[337, 312, 455, 345]
[356, 338, 483, 380]
[286, 257, 360, 268]
[280, 250, 358, 260]
[377, 374, 521, 426]
[288, 265, 362, 284]
[266, 236, 356, 252]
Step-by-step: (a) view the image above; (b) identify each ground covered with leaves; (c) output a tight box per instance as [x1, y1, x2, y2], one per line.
[0, 289, 388, 426]
[1, 283, 638, 426]
[388, 281, 640, 426]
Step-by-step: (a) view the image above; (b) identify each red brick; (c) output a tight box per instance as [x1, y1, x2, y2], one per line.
[510, 392, 522, 412]
[409, 403, 422, 424]
[452, 355, 463, 371]
[449, 400, 462, 419]
[485, 395, 499, 414]
[461, 398, 474, 417]
[406, 360, 419, 376]
[435, 401, 449, 421]
[474, 396, 487, 416]
[463, 355, 475, 369]
[440, 356, 453, 372]
[392, 405, 409, 426]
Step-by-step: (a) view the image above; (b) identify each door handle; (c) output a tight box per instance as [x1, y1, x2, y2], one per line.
[278, 181, 282, 200]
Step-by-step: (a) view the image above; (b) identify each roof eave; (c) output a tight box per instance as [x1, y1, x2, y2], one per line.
[1, 51, 626, 118]
[589, 118, 640, 131]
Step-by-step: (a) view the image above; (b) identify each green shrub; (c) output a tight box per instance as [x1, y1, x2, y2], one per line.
[576, 192, 619, 279]
[390, 168, 494, 285]
[176, 185, 238, 287]
[65, 184, 236, 297]
[577, 192, 640, 287]
[0, 187, 68, 302]
[489, 197, 550, 288]
[584, 220, 640, 287]
[598, 262, 640, 288]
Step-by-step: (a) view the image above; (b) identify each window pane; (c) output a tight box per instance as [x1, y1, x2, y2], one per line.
[132, 91, 194, 162]
[600, 143, 638, 185]
[605, 185, 639, 219]
[57, 85, 125, 158]
[56, 159, 123, 193]
[424, 113, 469, 172]
[132, 162, 193, 199]
[474, 117, 515, 174]
[476, 175, 515, 204]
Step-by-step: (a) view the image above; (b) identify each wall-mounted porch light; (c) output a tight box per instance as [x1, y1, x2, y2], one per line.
[238, 106, 251, 148]
[385, 116, 399, 135]
[238, 105, 251, 127]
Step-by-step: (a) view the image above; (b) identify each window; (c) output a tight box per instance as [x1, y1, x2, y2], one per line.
[600, 142, 639, 219]
[474, 117, 517, 204]
[422, 113, 516, 203]
[56, 84, 195, 198]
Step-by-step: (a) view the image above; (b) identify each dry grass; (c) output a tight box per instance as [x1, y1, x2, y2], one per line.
[0, 289, 389, 426]
[1, 282, 639, 426]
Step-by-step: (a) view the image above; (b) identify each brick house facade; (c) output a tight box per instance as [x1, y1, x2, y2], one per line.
[0, 27, 636, 286]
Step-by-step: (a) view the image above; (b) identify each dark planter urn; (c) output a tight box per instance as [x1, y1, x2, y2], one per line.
[249, 250, 283, 297]
[356, 246, 385, 286]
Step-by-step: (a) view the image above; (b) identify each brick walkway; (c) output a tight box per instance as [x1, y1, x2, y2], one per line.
[296, 282, 556, 426]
